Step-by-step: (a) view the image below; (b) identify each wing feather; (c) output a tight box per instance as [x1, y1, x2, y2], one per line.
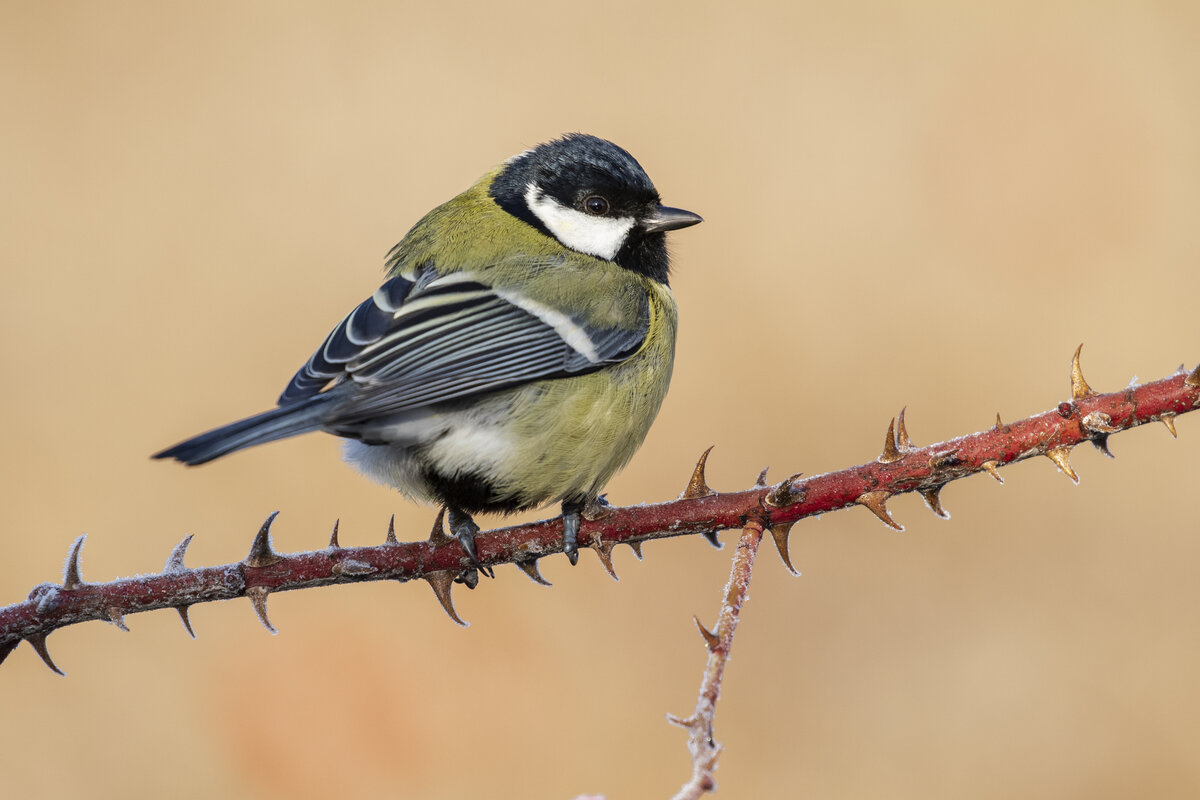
[277, 271, 649, 417]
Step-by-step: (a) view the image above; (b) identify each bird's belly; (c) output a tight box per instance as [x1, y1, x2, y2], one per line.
[341, 362, 669, 513]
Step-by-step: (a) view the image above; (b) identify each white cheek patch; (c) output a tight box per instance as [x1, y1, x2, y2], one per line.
[525, 184, 635, 261]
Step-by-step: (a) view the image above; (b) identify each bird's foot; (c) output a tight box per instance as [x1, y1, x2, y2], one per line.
[446, 506, 493, 579]
[561, 499, 589, 566]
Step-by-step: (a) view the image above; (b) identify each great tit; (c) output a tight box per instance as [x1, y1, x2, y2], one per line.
[155, 133, 702, 571]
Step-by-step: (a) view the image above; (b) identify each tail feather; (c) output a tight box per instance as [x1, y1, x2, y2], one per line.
[154, 396, 334, 466]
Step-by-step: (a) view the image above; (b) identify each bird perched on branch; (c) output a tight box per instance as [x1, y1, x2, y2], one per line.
[155, 133, 702, 571]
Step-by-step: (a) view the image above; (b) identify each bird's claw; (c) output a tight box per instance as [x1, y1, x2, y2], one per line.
[447, 507, 494, 578]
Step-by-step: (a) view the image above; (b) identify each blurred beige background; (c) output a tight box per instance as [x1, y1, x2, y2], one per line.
[2, 2, 1199, 798]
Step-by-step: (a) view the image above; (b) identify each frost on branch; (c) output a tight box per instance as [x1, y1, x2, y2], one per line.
[0, 348, 1197, 676]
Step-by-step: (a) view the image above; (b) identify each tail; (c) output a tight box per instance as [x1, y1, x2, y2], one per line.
[153, 395, 336, 466]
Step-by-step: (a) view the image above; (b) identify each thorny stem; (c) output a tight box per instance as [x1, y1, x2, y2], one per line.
[668, 520, 764, 799]
[0, 354, 1197, 675]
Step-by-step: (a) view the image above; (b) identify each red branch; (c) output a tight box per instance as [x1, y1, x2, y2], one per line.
[1, 353, 1197, 674]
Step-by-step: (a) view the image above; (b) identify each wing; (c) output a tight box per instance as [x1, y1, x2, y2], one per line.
[278, 271, 649, 417]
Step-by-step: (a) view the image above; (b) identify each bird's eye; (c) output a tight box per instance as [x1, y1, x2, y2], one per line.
[583, 195, 610, 215]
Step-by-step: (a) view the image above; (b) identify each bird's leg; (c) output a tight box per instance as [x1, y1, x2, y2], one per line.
[446, 505, 493, 579]
[561, 498, 588, 566]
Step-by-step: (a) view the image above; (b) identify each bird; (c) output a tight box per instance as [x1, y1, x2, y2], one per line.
[154, 133, 702, 573]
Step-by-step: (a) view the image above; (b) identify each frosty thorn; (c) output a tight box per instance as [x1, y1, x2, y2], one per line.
[427, 506, 450, 545]
[754, 467, 770, 488]
[27, 633, 64, 676]
[981, 460, 1005, 483]
[1071, 344, 1096, 400]
[1186, 364, 1200, 387]
[693, 616, 719, 650]
[681, 446, 716, 500]
[920, 486, 950, 519]
[176, 606, 197, 639]
[592, 539, 620, 581]
[857, 490, 904, 531]
[424, 571, 468, 627]
[245, 512, 282, 568]
[164, 534, 193, 574]
[1161, 415, 1178, 439]
[516, 559, 551, 586]
[768, 522, 799, 575]
[385, 514, 399, 545]
[765, 473, 804, 508]
[246, 586, 277, 634]
[62, 535, 86, 591]
[104, 607, 130, 632]
[1045, 446, 1079, 483]
[897, 407, 913, 449]
[879, 418, 902, 463]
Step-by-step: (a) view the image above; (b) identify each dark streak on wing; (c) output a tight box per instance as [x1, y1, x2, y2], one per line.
[277, 271, 649, 420]
[278, 274, 415, 404]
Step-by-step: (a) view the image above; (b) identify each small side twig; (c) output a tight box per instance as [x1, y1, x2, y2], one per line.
[667, 520, 765, 799]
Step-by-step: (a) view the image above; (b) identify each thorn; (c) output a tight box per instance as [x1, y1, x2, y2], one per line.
[857, 490, 904, 531]
[164, 534, 193, 573]
[681, 446, 716, 499]
[1071, 344, 1095, 400]
[424, 571, 468, 627]
[920, 486, 950, 519]
[693, 616, 720, 650]
[516, 558, 551, 586]
[768, 522, 799, 575]
[591, 538, 620, 581]
[879, 418, 902, 463]
[896, 407, 913, 448]
[582, 494, 614, 521]
[328, 520, 341, 549]
[1092, 436, 1115, 459]
[765, 472, 805, 508]
[1161, 415, 1178, 439]
[62, 535, 86, 590]
[102, 607, 130, 632]
[246, 586, 277, 634]
[176, 605, 197, 639]
[665, 712, 693, 729]
[1045, 446, 1079, 484]
[245, 511, 282, 568]
[0, 639, 18, 667]
[427, 506, 451, 546]
[629, 540, 644, 560]
[1186, 363, 1200, 387]
[981, 460, 1005, 484]
[754, 467, 770, 488]
[700, 530, 723, 549]
[994, 412, 1006, 430]
[385, 514, 399, 545]
[27, 634, 65, 676]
